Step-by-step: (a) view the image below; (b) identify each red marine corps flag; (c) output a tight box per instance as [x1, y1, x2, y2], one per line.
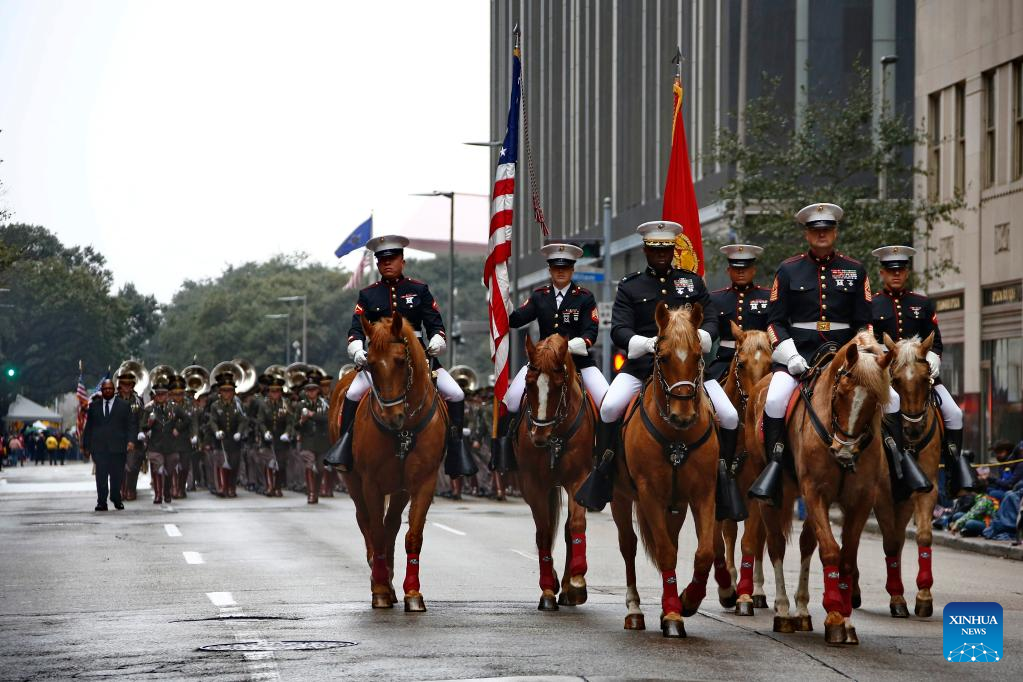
[662, 59, 705, 276]
[484, 32, 522, 409]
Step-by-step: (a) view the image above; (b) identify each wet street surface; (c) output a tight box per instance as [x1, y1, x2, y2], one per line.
[2, 463, 1019, 681]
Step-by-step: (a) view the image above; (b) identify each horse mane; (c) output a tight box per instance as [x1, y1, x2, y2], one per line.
[891, 335, 924, 376]
[739, 329, 772, 359]
[533, 335, 577, 378]
[367, 315, 429, 376]
[661, 306, 701, 350]
[830, 331, 891, 406]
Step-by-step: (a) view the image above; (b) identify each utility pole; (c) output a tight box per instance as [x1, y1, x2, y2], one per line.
[601, 196, 612, 376]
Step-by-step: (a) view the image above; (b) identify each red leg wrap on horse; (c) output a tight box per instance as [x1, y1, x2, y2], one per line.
[402, 553, 420, 594]
[822, 565, 843, 614]
[661, 570, 682, 615]
[917, 546, 933, 590]
[885, 556, 904, 596]
[713, 555, 732, 589]
[538, 554, 557, 592]
[569, 533, 587, 576]
[737, 554, 755, 596]
[838, 574, 853, 617]
[682, 567, 709, 606]
[371, 554, 389, 586]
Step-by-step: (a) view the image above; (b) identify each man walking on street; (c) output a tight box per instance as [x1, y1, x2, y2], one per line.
[82, 378, 135, 511]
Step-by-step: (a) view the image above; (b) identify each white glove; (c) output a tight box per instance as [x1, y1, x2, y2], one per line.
[354, 349, 368, 367]
[462, 427, 471, 437]
[190, 435, 198, 446]
[279, 433, 290, 443]
[347, 339, 364, 361]
[232, 432, 242, 442]
[627, 335, 657, 360]
[787, 354, 809, 376]
[215, 430, 225, 440]
[567, 337, 588, 356]
[302, 407, 312, 418]
[773, 338, 808, 376]
[263, 430, 273, 442]
[427, 334, 447, 357]
[137, 432, 147, 441]
[925, 351, 940, 378]
[697, 329, 712, 354]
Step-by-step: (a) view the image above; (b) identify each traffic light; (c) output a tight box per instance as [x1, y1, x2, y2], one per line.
[612, 352, 626, 373]
[1, 364, 16, 380]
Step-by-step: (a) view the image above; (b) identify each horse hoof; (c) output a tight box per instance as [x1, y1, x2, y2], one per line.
[719, 590, 738, 609]
[372, 593, 393, 609]
[403, 594, 426, 612]
[773, 616, 795, 634]
[851, 593, 861, 609]
[660, 617, 686, 638]
[915, 598, 933, 618]
[795, 615, 813, 632]
[735, 601, 755, 617]
[824, 622, 845, 645]
[844, 625, 859, 646]
[538, 594, 559, 611]
[558, 585, 587, 606]
[752, 594, 769, 609]
[890, 602, 910, 618]
[624, 614, 646, 630]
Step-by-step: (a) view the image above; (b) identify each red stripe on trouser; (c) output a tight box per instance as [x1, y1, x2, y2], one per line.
[884, 556, 904, 596]
[838, 574, 853, 617]
[568, 534, 587, 576]
[682, 567, 709, 607]
[402, 553, 420, 594]
[737, 554, 755, 596]
[822, 565, 843, 614]
[713, 555, 732, 590]
[539, 554, 557, 592]
[371, 554, 389, 586]
[661, 570, 682, 615]
[917, 546, 934, 589]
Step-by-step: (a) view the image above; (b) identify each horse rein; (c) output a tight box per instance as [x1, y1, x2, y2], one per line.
[799, 360, 875, 470]
[652, 338, 704, 424]
[524, 363, 569, 430]
[523, 364, 589, 467]
[365, 335, 440, 459]
[368, 336, 431, 421]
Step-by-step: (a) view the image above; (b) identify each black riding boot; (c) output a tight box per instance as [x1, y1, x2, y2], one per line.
[489, 411, 518, 473]
[574, 420, 619, 512]
[444, 400, 479, 477]
[944, 427, 977, 495]
[749, 415, 785, 507]
[883, 413, 933, 494]
[323, 398, 359, 472]
[715, 427, 748, 521]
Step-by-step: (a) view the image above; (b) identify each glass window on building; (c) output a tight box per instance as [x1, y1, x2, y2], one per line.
[929, 91, 942, 199]
[983, 70, 996, 189]
[983, 338, 1023, 449]
[1014, 60, 1022, 181]
[941, 343, 964, 398]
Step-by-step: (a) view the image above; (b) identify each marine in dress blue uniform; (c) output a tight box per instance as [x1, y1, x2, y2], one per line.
[871, 245, 975, 494]
[334, 235, 473, 477]
[707, 244, 771, 382]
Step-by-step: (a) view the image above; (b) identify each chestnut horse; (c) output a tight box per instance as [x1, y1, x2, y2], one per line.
[718, 322, 773, 616]
[871, 332, 942, 619]
[514, 334, 596, 611]
[610, 303, 720, 638]
[752, 332, 892, 645]
[329, 312, 448, 611]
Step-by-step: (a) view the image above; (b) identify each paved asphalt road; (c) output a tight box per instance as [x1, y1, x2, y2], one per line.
[1, 462, 1019, 681]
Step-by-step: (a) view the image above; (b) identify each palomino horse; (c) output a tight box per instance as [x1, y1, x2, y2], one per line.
[718, 322, 773, 616]
[752, 331, 893, 645]
[610, 303, 721, 638]
[871, 332, 941, 619]
[514, 334, 596, 611]
[330, 312, 448, 611]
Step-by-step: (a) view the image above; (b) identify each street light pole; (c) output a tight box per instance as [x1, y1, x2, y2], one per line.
[278, 295, 307, 363]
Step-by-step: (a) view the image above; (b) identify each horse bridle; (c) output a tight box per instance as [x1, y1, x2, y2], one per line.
[801, 361, 875, 469]
[652, 338, 704, 424]
[368, 336, 430, 420]
[524, 363, 570, 430]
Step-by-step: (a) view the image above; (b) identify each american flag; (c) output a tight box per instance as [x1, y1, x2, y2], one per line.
[76, 370, 90, 437]
[483, 44, 521, 405]
[344, 249, 373, 291]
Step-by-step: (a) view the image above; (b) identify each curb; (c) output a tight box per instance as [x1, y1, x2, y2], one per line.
[829, 510, 1023, 561]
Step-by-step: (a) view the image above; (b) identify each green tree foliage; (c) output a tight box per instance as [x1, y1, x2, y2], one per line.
[708, 67, 964, 283]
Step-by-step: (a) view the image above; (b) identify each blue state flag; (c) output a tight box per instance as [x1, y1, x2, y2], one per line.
[335, 216, 372, 258]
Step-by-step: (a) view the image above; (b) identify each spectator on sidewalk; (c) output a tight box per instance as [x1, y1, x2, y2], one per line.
[9, 435, 24, 466]
[986, 439, 1023, 501]
[45, 433, 58, 465]
[982, 488, 1021, 541]
[949, 490, 999, 538]
[58, 434, 71, 465]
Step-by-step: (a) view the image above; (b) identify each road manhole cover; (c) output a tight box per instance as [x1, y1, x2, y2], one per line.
[199, 640, 356, 652]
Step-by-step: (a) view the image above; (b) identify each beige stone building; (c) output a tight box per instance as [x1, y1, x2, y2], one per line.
[915, 0, 1023, 454]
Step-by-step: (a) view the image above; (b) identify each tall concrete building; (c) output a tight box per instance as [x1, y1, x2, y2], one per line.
[915, 0, 1023, 453]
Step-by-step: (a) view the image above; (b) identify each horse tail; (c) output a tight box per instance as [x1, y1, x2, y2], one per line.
[547, 485, 562, 543]
[636, 503, 658, 566]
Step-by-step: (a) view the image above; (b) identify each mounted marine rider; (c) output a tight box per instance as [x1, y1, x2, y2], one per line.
[491, 242, 608, 469]
[706, 244, 771, 382]
[871, 245, 977, 495]
[333, 235, 475, 478]
[749, 203, 919, 505]
[575, 220, 742, 516]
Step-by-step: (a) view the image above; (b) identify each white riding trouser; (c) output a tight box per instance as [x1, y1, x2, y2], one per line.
[597, 373, 738, 429]
[763, 370, 900, 419]
[503, 365, 609, 413]
[346, 367, 465, 403]
[933, 383, 963, 429]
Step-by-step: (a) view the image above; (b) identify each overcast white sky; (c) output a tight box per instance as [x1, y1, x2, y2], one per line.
[0, 0, 492, 302]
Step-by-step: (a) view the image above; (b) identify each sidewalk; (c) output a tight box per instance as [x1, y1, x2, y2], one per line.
[0, 461, 151, 495]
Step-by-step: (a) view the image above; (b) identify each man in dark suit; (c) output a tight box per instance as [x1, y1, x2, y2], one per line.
[82, 378, 135, 511]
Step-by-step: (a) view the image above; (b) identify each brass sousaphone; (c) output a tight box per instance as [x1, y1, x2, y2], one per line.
[149, 364, 176, 390]
[449, 365, 478, 392]
[232, 358, 258, 394]
[211, 360, 244, 390]
[285, 362, 309, 393]
[116, 360, 150, 397]
[182, 364, 210, 395]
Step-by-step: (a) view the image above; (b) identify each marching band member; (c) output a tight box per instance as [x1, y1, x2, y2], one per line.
[139, 378, 189, 504]
[254, 376, 293, 497]
[207, 371, 249, 498]
[295, 370, 331, 504]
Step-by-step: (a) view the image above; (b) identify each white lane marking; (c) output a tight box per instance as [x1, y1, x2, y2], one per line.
[183, 551, 204, 564]
[431, 522, 466, 536]
[511, 549, 538, 561]
[536, 373, 550, 421]
[206, 591, 235, 606]
[164, 524, 181, 537]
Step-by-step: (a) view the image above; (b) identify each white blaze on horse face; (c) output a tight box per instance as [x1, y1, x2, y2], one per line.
[675, 348, 688, 364]
[847, 386, 868, 435]
[754, 350, 762, 363]
[536, 373, 551, 422]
